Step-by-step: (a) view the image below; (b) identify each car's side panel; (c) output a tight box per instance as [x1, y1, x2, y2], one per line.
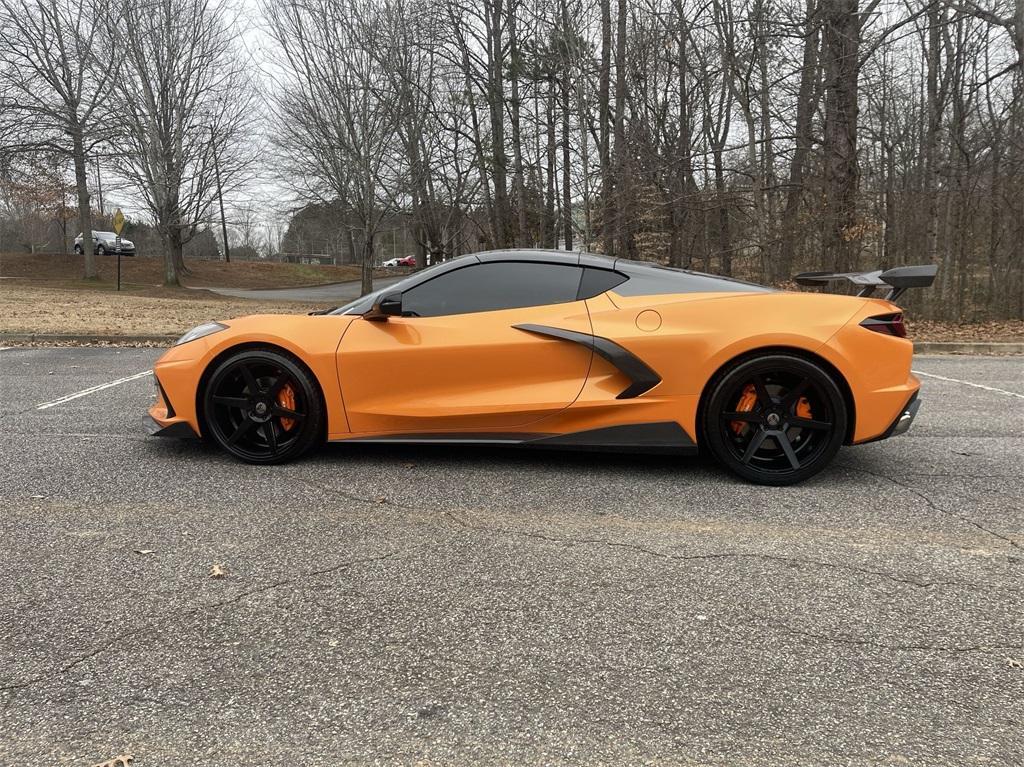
[336, 301, 594, 433]
[584, 290, 867, 440]
[150, 315, 355, 438]
[329, 290, 889, 446]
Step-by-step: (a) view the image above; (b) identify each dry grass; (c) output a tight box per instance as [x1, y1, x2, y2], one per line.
[0, 284, 319, 337]
[1, 279, 1020, 343]
[0, 251, 368, 289]
[908, 318, 1024, 343]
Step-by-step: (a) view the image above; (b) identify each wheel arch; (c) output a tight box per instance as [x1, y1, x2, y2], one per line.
[195, 341, 328, 440]
[695, 345, 856, 446]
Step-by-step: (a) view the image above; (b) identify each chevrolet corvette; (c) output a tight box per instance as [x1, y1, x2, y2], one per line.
[148, 250, 936, 485]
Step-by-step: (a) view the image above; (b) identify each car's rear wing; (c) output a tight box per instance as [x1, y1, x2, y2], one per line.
[793, 264, 937, 302]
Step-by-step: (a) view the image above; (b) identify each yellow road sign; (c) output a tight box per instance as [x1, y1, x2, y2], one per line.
[113, 208, 125, 235]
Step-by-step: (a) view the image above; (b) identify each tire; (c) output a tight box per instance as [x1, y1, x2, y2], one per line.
[96, 245, 106, 256]
[201, 348, 324, 465]
[701, 353, 847, 486]
[74, 245, 83, 255]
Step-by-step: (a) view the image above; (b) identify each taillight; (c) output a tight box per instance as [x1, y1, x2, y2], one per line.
[860, 313, 907, 338]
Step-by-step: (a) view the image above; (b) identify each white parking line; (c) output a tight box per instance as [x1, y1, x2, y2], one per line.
[913, 370, 1024, 400]
[36, 370, 153, 410]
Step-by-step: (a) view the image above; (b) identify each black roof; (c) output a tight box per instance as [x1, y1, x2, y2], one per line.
[473, 249, 773, 295]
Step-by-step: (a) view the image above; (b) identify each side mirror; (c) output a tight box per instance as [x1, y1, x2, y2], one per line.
[364, 292, 403, 322]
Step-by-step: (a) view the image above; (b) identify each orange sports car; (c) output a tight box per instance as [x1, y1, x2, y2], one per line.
[148, 250, 936, 485]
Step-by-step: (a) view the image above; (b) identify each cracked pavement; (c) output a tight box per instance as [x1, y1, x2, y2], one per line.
[0, 347, 1022, 766]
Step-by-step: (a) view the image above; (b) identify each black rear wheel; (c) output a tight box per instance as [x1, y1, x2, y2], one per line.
[202, 349, 324, 464]
[702, 354, 847, 485]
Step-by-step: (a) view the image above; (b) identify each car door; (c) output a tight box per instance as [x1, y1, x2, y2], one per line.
[337, 260, 594, 434]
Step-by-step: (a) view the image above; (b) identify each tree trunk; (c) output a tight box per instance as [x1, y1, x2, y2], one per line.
[924, 2, 943, 261]
[578, 83, 593, 249]
[714, 149, 731, 275]
[486, 0, 511, 248]
[755, 4, 776, 282]
[821, 0, 861, 273]
[163, 225, 182, 287]
[599, 0, 613, 254]
[462, 45, 495, 248]
[779, 0, 820, 280]
[546, 84, 557, 248]
[361, 230, 374, 296]
[672, 6, 695, 269]
[559, 0, 573, 251]
[561, 74, 572, 251]
[613, 0, 629, 257]
[71, 123, 96, 280]
[509, 2, 528, 247]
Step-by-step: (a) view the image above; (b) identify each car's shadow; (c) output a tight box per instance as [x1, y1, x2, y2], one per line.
[319, 439, 718, 476]
[144, 433, 883, 487]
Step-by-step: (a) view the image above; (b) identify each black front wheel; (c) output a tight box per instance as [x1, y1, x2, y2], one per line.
[201, 348, 324, 464]
[702, 354, 847, 485]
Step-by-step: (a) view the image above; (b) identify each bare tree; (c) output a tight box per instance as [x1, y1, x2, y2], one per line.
[265, 0, 401, 295]
[0, 0, 122, 278]
[110, 0, 253, 286]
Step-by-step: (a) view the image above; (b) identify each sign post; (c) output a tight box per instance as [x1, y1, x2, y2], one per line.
[113, 208, 125, 292]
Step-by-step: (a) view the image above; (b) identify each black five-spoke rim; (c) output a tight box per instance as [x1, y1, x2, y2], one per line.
[719, 370, 834, 473]
[208, 358, 307, 459]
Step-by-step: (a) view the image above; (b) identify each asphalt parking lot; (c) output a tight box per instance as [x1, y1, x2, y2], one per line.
[0, 347, 1021, 766]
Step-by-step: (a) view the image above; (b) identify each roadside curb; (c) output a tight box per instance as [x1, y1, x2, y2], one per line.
[914, 341, 1024, 355]
[0, 332, 177, 346]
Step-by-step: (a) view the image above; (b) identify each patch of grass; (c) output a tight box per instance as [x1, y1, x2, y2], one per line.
[0, 251, 370, 290]
[0, 284, 320, 337]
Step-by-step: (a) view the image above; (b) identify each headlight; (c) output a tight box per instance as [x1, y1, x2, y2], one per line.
[175, 321, 227, 346]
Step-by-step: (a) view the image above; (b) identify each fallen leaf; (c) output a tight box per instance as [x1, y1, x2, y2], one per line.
[209, 563, 227, 578]
[1007, 658, 1023, 669]
[134, 549, 155, 556]
[403, 462, 416, 468]
[91, 755, 132, 767]
[376, 496, 387, 504]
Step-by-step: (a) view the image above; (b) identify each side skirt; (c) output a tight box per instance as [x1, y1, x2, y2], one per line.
[331, 421, 697, 456]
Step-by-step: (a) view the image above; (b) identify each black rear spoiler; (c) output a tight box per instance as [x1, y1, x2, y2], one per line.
[793, 264, 937, 302]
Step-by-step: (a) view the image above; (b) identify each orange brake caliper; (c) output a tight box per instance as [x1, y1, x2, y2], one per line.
[731, 384, 758, 435]
[796, 395, 812, 420]
[277, 383, 297, 431]
[732, 385, 813, 435]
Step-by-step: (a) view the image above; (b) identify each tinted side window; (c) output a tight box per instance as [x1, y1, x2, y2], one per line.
[402, 262, 583, 317]
[577, 267, 628, 299]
